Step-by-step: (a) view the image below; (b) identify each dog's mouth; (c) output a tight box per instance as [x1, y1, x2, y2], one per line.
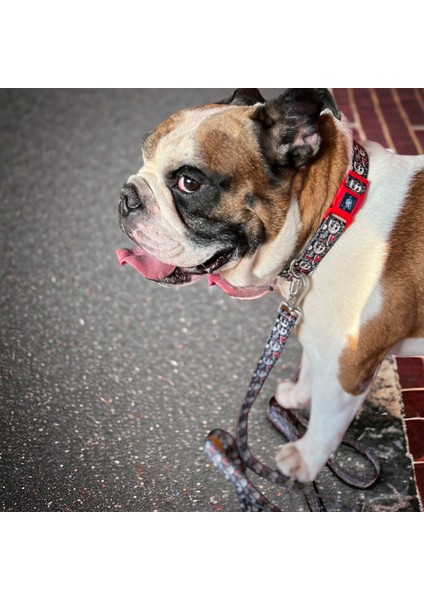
[161, 248, 235, 284]
[116, 245, 233, 285]
[116, 245, 273, 300]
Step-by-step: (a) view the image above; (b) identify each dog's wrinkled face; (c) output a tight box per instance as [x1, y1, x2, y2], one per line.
[118, 89, 340, 289]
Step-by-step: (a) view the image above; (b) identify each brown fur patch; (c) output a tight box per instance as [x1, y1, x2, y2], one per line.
[194, 106, 294, 241]
[339, 169, 424, 395]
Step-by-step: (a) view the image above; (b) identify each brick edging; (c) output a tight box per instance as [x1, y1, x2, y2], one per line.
[394, 356, 424, 510]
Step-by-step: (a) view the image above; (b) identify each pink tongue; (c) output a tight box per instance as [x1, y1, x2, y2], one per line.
[116, 247, 176, 280]
[208, 273, 271, 300]
[116, 247, 271, 300]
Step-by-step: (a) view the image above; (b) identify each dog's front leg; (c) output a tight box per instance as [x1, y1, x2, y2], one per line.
[275, 364, 370, 483]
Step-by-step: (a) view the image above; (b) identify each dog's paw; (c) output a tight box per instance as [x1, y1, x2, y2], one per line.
[276, 442, 315, 482]
[275, 380, 311, 409]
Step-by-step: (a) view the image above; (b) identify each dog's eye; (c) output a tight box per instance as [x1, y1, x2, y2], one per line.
[177, 175, 201, 193]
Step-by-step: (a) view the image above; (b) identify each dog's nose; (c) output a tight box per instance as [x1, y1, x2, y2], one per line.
[119, 183, 143, 216]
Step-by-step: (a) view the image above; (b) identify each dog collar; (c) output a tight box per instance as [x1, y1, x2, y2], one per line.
[280, 141, 369, 280]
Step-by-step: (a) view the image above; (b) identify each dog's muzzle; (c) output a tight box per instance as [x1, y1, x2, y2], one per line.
[116, 179, 271, 298]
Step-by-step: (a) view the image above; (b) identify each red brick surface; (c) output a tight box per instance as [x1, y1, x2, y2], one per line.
[395, 358, 424, 509]
[332, 88, 424, 155]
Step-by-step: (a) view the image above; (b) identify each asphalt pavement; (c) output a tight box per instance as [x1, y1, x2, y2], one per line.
[0, 89, 419, 511]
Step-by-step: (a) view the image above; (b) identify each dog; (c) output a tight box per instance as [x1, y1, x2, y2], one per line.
[117, 88, 424, 483]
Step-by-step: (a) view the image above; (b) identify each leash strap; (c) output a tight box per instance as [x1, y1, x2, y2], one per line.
[204, 142, 380, 511]
[205, 304, 362, 512]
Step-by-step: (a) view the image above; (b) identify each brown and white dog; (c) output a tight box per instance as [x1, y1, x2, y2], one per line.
[118, 88, 424, 483]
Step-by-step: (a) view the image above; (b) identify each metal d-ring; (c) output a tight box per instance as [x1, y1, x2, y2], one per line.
[282, 261, 310, 315]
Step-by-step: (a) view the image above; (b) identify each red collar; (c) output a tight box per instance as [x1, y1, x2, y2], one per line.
[280, 141, 370, 280]
[322, 143, 369, 228]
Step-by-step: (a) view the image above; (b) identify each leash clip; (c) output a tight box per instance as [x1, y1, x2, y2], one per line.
[280, 261, 310, 325]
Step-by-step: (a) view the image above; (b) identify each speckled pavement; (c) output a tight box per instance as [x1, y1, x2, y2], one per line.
[0, 89, 419, 511]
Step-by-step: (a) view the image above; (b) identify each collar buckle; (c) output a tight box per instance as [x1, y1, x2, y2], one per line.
[322, 169, 369, 228]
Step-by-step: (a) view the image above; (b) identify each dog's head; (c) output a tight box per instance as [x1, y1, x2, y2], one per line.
[118, 88, 340, 296]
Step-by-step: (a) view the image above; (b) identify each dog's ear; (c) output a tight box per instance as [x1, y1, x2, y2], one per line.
[218, 88, 266, 106]
[252, 88, 341, 171]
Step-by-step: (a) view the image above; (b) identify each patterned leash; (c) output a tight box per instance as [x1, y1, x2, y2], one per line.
[204, 300, 381, 512]
[205, 304, 324, 512]
[204, 142, 381, 511]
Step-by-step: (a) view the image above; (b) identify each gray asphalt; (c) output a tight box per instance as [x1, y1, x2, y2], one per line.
[0, 89, 418, 511]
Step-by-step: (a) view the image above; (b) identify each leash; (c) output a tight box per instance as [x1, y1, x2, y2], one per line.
[204, 142, 381, 512]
